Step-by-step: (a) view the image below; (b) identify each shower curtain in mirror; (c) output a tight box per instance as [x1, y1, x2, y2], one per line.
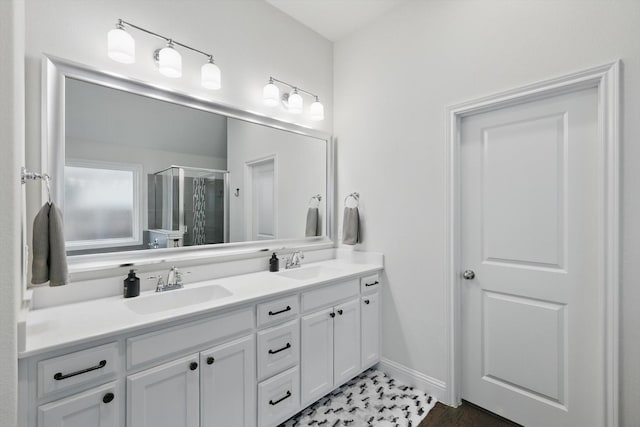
[192, 177, 207, 245]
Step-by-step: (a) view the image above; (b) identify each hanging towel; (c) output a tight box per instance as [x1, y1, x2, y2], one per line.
[305, 207, 319, 237]
[342, 207, 360, 245]
[32, 203, 68, 286]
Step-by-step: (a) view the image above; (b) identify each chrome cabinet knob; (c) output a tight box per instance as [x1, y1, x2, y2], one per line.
[462, 270, 475, 280]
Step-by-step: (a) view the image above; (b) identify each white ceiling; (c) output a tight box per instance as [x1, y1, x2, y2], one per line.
[265, 0, 407, 42]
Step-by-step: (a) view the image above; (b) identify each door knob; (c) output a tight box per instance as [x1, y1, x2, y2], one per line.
[462, 270, 475, 280]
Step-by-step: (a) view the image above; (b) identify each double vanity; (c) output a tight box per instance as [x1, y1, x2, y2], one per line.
[19, 54, 376, 427]
[18, 255, 383, 427]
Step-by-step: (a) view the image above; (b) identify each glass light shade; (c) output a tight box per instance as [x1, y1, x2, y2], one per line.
[158, 46, 182, 78]
[107, 28, 135, 64]
[201, 62, 221, 89]
[263, 83, 280, 107]
[310, 100, 325, 121]
[287, 91, 303, 114]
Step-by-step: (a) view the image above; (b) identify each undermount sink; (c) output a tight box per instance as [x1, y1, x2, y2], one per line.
[277, 265, 341, 281]
[124, 284, 232, 315]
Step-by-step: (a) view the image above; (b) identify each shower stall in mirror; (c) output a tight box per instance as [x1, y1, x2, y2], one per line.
[147, 165, 228, 248]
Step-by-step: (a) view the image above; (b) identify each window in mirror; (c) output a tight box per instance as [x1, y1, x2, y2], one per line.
[64, 160, 141, 251]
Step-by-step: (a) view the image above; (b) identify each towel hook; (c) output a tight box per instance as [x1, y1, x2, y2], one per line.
[344, 192, 360, 208]
[21, 167, 52, 204]
[44, 174, 52, 204]
[308, 194, 322, 208]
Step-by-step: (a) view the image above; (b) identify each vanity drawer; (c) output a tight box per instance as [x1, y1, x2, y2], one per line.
[257, 319, 300, 381]
[257, 295, 299, 327]
[301, 280, 359, 313]
[360, 273, 381, 293]
[127, 308, 253, 370]
[258, 366, 300, 427]
[38, 342, 119, 399]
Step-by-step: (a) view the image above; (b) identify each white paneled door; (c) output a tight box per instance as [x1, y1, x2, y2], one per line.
[460, 87, 603, 426]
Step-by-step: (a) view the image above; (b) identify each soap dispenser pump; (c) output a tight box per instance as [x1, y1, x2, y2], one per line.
[123, 269, 140, 298]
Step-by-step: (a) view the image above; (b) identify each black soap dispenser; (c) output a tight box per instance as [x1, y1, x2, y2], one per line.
[123, 269, 140, 298]
[269, 253, 279, 272]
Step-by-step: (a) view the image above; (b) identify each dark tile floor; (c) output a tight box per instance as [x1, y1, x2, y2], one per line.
[420, 400, 522, 427]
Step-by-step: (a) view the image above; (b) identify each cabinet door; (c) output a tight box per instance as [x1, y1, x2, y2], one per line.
[334, 298, 361, 385]
[38, 382, 120, 427]
[361, 293, 381, 368]
[127, 354, 199, 427]
[201, 335, 256, 427]
[301, 307, 334, 406]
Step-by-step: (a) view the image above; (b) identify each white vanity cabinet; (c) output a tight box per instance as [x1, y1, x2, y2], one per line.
[20, 267, 383, 427]
[299, 275, 369, 407]
[127, 334, 255, 427]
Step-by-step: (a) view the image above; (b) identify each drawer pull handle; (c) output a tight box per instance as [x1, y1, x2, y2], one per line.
[365, 280, 379, 287]
[53, 359, 107, 380]
[268, 306, 292, 316]
[364, 299, 370, 305]
[102, 392, 115, 404]
[190, 362, 198, 371]
[269, 390, 292, 406]
[268, 342, 291, 355]
[207, 357, 215, 365]
[329, 312, 336, 318]
[337, 309, 344, 315]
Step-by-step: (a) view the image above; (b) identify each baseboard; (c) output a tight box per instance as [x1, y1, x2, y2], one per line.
[376, 358, 448, 404]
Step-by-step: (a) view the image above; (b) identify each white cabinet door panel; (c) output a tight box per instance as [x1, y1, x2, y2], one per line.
[38, 382, 120, 427]
[361, 293, 381, 368]
[301, 307, 334, 405]
[333, 299, 360, 385]
[127, 354, 199, 427]
[201, 335, 256, 427]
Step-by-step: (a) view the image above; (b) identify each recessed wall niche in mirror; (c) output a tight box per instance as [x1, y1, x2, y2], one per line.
[63, 77, 327, 255]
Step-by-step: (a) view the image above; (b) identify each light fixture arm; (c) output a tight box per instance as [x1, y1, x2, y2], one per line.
[269, 76, 319, 100]
[117, 19, 216, 62]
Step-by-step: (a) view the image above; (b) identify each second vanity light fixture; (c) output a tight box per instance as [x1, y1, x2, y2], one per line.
[263, 77, 324, 121]
[107, 19, 221, 89]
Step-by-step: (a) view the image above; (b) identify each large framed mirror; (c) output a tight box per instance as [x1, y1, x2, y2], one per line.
[41, 55, 334, 274]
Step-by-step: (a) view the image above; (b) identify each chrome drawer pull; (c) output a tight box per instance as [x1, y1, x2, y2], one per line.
[54, 360, 107, 380]
[268, 342, 291, 355]
[268, 306, 292, 316]
[269, 390, 292, 406]
[365, 280, 379, 287]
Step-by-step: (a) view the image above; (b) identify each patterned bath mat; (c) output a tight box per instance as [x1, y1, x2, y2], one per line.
[281, 369, 436, 427]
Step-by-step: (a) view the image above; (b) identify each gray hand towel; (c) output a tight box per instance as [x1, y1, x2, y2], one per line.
[342, 207, 360, 245]
[305, 207, 319, 237]
[31, 203, 68, 286]
[31, 203, 51, 284]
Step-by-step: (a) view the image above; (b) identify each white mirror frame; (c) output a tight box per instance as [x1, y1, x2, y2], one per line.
[41, 54, 335, 275]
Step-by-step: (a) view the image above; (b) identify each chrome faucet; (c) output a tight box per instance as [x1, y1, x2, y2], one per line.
[285, 251, 304, 269]
[150, 266, 186, 292]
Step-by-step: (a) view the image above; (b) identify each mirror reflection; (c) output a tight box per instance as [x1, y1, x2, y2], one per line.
[64, 78, 327, 255]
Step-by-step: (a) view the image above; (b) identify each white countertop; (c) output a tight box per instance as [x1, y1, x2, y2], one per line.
[21, 258, 383, 358]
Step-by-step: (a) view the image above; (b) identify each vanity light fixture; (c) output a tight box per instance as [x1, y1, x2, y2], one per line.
[107, 21, 135, 64]
[154, 41, 182, 78]
[107, 19, 221, 89]
[263, 77, 324, 121]
[286, 89, 304, 114]
[263, 78, 280, 107]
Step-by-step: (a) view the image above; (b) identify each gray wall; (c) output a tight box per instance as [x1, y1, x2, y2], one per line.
[0, 1, 23, 425]
[334, 1, 639, 424]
